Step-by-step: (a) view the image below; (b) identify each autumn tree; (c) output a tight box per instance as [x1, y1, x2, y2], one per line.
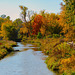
[32, 15, 43, 35]
[0, 17, 4, 30]
[20, 23, 28, 38]
[63, 0, 75, 26]
[12, 18, 23, 39]
[45, 13, 62, 35]
[19, 5, 28, 22]
[6, 16, 10, 20]
[1, 21, 18, 40]
[40, 10, 45, 17]
[13, 18, 23, 30]
[60, 0, 75, 41]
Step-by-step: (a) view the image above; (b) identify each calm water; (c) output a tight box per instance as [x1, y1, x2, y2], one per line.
[0, 42, 55, 75]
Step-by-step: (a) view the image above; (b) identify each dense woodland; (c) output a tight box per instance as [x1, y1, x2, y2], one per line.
[0, 0, 75, 75]
[0, 0, 75, 41]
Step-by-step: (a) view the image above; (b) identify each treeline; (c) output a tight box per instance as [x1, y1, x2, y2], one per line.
[0, 0, 75, 42]
[0, 16, 23, 41]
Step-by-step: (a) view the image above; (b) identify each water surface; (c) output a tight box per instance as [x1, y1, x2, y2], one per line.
[0, 42, 55, 75]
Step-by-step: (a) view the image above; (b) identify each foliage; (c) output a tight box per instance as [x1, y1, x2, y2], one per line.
[46, 35, 52, 38]
[63, 0, 74, 26]
[13, 18, 23, 29]
[13, 18, 23, 39]
[0, 17, 4, 30]
[40, 26, 46, 36]
[19, 5, 28, 22]
[0, 40, 17, 59]
[53, 34, 60, 38]
[20, 23, 29, 38]
[28, 37, 75, 75]
[1, 21, 18, 40]
[37, 32, 42, 39]
[0, 1, 75, 75]
[60, 0, 75, 41]
[32, 15, 43, 35]
[0, 49, 8, 59]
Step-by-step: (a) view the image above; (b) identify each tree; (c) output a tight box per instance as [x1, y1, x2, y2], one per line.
[60, 0, 75, 41]
[6, 16, 10, 20]
[32, 15, 43, 35]
[63, 0, 75, 26]
[13, 18, 23, 30]
[0, 17, 4, 30]
[45, 13, 62, 34]
[20, 23, 28, 38]
[19, 5, 28, 22]
[1, 14, 6, 18]
[13, 18, 23, 39]
[40, 10, 45, 17]
[1, 21, 18, 40]
[40, 27, 46, 36]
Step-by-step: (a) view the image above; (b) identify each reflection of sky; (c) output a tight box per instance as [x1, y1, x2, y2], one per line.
[0, 0, 63, 21]
[0, 43, 55, 75]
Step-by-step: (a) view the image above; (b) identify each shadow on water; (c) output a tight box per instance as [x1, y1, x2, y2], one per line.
[0, 42, 55, 75]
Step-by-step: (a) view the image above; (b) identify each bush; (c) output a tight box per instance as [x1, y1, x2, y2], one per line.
[37, 32, 42, 39]
[22, 36, 27, 41]
[53, 34, 60, 38]
[43, 37, 46, 39]
[0, 49, 8, 58]
[46, 51, 49, 55]
[72, 72, 75, 75]
[0, 43, 2, 45]
[46, 35, 52, 38]
[62, 73, 66, 75]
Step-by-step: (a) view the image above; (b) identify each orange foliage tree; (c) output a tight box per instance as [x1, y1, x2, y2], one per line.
[32, 15, 43, 35]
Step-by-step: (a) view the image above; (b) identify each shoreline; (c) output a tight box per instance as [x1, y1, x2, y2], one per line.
[0, 40, 17, 60]
[22, 38, 75, 75]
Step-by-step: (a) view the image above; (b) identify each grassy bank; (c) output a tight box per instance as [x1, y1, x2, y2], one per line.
[0, 40, 17, 60]
[22, 37, 75, 75]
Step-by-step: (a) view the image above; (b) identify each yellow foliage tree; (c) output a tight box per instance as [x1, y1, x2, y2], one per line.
[1, 21, 12, 39]
[40, 27, 45, 36]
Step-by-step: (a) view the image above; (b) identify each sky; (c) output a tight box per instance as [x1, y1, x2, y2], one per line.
[0, 0, 63, 21]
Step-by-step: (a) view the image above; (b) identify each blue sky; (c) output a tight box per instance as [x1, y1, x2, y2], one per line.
[0, 0, 63, 20]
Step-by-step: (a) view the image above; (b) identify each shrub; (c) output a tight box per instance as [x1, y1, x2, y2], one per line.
[72, 72, 75, 75]
[0, 49, 8, 58]
[52, 42, 72, 58]
[37, 32, 42, 39]
[46, 35, 52, 38]
[22, 36, 27, 41]
[62, 73, 66, 75]
[53, 34, 60, 38]
[0, 43, 2, 45]
[43, 37, 46, 39]
[46, 50, 49, 55]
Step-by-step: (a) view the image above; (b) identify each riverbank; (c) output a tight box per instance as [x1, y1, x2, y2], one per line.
[0, 42, 55, 75]
[22, 37, 75, 75]
[0, 40, 17, 60]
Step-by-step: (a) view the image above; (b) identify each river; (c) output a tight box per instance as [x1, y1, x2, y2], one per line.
[0, 42, 55, 75]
